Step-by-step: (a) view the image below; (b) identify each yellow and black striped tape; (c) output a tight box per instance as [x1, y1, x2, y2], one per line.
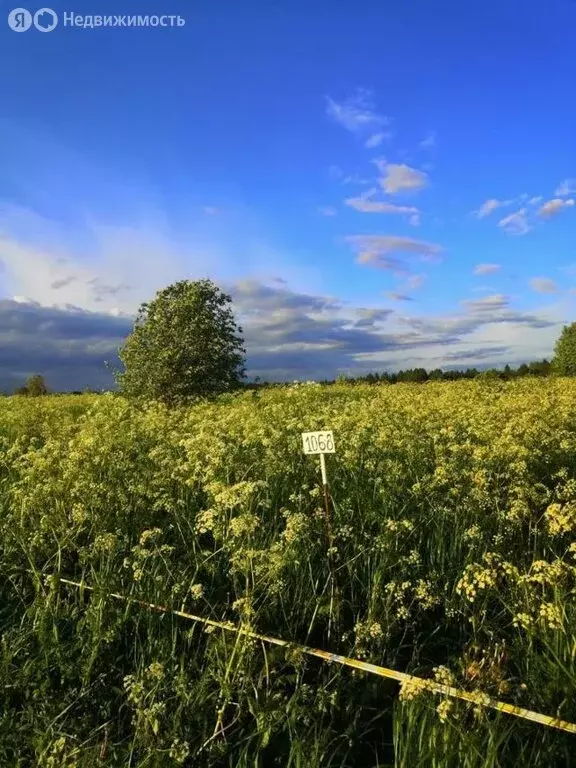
[57, 577, 576, 735]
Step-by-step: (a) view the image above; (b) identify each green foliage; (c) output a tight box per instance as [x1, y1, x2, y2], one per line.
[552, 322, 576, 376]
[114, 279, 246, 405]
[13, 374, 49, 397]
[1, 381, 576, 765]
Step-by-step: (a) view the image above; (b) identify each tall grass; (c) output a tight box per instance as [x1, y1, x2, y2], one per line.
[1, 379, 576, 765]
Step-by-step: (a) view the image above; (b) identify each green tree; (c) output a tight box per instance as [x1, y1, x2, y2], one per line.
[552, 323, 576, 376]
[114, 279, 246, 405]
[528, 358, 552, 377]
[480, 368, 500, 380]
[13, 374, 48, 396]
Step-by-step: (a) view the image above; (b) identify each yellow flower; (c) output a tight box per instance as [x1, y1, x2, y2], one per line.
[189, 583, 204, 600]
[436, 698, 454, 722]
[399, 678, 430, 701]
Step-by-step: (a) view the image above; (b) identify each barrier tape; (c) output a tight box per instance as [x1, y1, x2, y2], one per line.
[56, 577, 576, 735]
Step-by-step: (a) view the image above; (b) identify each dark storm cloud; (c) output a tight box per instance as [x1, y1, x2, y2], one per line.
[231, 279, 342, 314]
[0, 280, 563, 390]
[0, 300, 131, 392]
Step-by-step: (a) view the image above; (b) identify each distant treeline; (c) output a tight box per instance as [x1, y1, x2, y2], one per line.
[244, 359, 553, 389]
[9, 359, 554, 397]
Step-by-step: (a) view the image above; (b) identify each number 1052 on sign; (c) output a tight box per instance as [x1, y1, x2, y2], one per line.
[301, 430, 335, 454]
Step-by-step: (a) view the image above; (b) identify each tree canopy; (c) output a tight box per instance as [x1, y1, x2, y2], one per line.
[13, 374, 48, 396]
[114, 279, 246, 405]
[552, 322, 576, 376]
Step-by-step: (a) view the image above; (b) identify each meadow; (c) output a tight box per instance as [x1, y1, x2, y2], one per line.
[1, 378, 575, 767]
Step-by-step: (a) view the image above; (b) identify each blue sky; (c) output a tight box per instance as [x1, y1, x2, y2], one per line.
[1, 0, 575, 389]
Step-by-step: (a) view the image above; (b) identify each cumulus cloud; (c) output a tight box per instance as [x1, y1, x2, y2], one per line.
[344, 194, 419, 216]
[325, 88, 390, 134]
[0, 299, 131, 392]
[364, 132, 391, 149]
[235, 282, 561, 381]
[555, 179, 576, 197]
[498, 209, 530, 235]
[347, 235, 443, 273]
[474, 196, 535, 218]
[475, 199, 506, 218]
[538, 198, 575, 218]
[473, 263, 501, 275]
[0, 278, 565, 389]
[461, 294, 511, 314]
[529, 277, 559, 294]
[377, 163, 429, 194]
[476, 192, 568, 224]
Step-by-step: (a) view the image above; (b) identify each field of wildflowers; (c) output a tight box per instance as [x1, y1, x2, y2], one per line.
[1, 378, 576, 766]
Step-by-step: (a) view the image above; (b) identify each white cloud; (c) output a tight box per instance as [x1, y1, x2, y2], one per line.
[342, 174, 371, 186]
[498, 209, 530, 235]
[318, 206, 337, 216]
[377, 163, 429, 194]
[461, 294, 510, 313]
[364, 132, 391, 149]
[344, 195, 419, 216]
[528, 196, 543, 206]
[408, 213, 420, 227]
[406, 274, 426, 290]
[0, 273, 566, 390]
[474, 196, 534, 218]
[386, 292, 414, 301]
[419, 131, 436, 149]
[529, 277, 559, 294]
[202, 206, 219, 215]
[475, 199, 504, 218]
[347, 235, 443, 272]
[538, 198, 575, 218]
[473, 263, 501, 275]
[555, 179, 576, 197]
[325, 88, 389, 134]
[0, 205, 236, 314]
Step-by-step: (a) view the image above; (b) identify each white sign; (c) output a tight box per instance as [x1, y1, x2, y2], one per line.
[301, 430, 335, 455]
